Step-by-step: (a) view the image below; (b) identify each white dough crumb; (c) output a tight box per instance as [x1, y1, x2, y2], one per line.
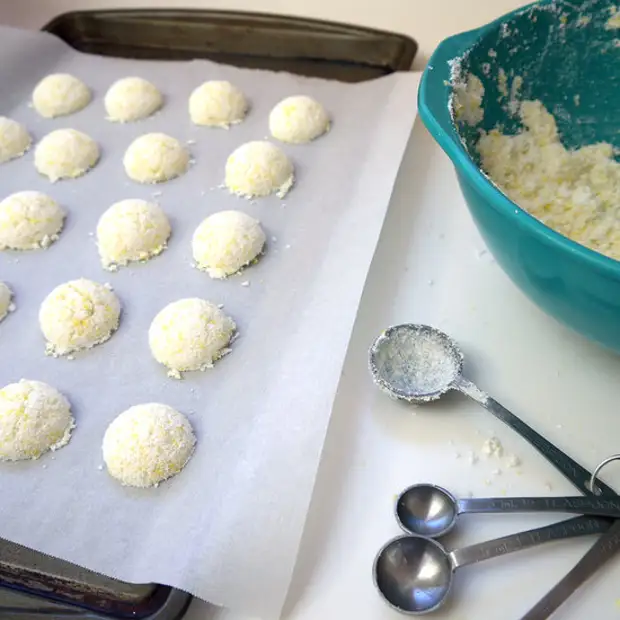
[269, 95, 330, 144]
[0, 282, 13, 322]
[0, 379, 74, 461]
[241, 280, 250, 287]
[189, 80, 248, 128]
[123, 133, 189, 184]
[39, 278, 121, 355]
[0, 191, 65, 250]
[102, 403, 195, 488]
[0, 117, 31, 163]
[192, 210, 265, 278]
[96, 199, 171, 269]
[467, 451, 479, 465]
[32, 73, 91, 118]
[35, 129, 99, 182]
[506, 454, 521, 468]
[149, 298, 236, 376]
[225, 141, 294, 198]
[482, 436, 503, 458]
[105, 77, 163, 122]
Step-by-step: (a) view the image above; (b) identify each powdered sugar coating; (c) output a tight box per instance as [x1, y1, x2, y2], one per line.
[102, 403, 195, 488]
[149, 298, 235, 377]
[0, 379, 74, 461]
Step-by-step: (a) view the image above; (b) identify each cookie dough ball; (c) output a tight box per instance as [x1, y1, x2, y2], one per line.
[123, 133, 189, 184]
[97, 199, 171, 269]
[32, 73, 91, 118]
[105, 77, 163, 122]
[0, 379, 74, 461]
[149, 298, 235, 377]
[39, 278, 121, 356]
[225, 141, 294, 198]
[0, 282, 13, 322]
[269, 95, 330, 144]
[189, 80, 248, 128]
[193, 210, 265, 278]
[0, 117, 31, 163]
[35, 129, 99, 182]
[102, 403, 195, 487]
[0, 191, 65, 251]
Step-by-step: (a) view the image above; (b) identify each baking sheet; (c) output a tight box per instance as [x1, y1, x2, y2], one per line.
[0, 25, 419, 619]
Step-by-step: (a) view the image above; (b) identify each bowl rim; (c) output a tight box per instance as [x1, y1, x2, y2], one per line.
[418, 0, 620, 281]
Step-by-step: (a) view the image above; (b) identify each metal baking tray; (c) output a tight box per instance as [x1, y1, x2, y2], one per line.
[0, 9, 417, 619]
[42, 9, 418, 81]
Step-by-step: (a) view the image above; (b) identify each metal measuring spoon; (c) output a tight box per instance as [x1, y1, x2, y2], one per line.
[369, 324, 615, 496]
[395, 483, 620, 538]
[373, 516, 612, 616]
[520, 455, 620, 620]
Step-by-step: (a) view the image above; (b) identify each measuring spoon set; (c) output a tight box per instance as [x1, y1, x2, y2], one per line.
[369, 324, 620, 618]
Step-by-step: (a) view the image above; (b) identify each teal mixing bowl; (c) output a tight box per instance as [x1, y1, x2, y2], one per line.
[419, 0, 620, 353]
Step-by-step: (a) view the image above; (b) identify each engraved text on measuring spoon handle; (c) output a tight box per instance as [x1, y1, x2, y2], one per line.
[456, 496, 620, 517]
[519, 519, 620, 620]
[455, 377, 615, 497]
[449, 516, 612, 570]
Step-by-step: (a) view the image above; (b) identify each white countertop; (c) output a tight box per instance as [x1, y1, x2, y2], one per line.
[4, 1, 620, 619]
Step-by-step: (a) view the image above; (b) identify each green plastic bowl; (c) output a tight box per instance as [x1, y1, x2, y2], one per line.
[419, 0, 620, 353]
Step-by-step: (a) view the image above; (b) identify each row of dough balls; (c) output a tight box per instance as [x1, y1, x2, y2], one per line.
[0, 192, 265, 276]
[2, 120, 296, 198]
[30, 73, 330, 142]
[22, 280, 236, 380]
[0, 379, 195, 488]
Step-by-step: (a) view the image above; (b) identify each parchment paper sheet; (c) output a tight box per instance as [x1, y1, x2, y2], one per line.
[0, 25, 418, 618]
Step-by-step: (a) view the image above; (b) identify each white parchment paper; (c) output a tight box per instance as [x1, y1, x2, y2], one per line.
[0, 25, 418, 618]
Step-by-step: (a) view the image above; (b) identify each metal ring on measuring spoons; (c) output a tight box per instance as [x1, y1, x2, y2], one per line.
[588, 454, 620, 495]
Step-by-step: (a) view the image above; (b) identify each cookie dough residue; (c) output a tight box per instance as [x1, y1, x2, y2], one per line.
[32, 73, 91, 118]
[102, 403, 195, 488]
[0, 379, 74, 461]
[105, 77, 163, 122]
[478, 99, 620, 262]
[97, 199, 171, 269]
[225, 141, 294, 198]
[39, 278, 121, 356]
[0, 191, 65, 250]
[192, 210, 265, 278]
[0, 117, 31, 163]
[35, 129, 99, 182]
[189, 80, 248, 128]
[269, 95, 330, 144]
[149, 298, 235, 378]
[123, 133, 189, 183]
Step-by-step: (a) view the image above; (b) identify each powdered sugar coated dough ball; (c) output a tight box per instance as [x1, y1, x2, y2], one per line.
[32, 73, 91, 118]
[39, 278, 121, 355]
[225, 141, 294, 198]
[189, 80, 248, 128]
[149, 298, 235, 377]
[0, 117, 31, 163]
[97, 199, 171, 269]
[0, 379, 74, 461]
[192, 210, 265, 278]
[35, 129, 99, 182]
[123, 133, 189, 183]
[102, 403, 195, 487]
[0, 282, 13, 322]
[0, 191, 65, 250]
[269, 95, 330, 144]
[105, 77, 163, 122]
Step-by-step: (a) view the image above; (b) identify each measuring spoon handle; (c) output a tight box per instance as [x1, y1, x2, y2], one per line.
[455, 377, 615, 497]
[519, 519, 620, 620]
[457, 495, 620, 517]
[449, 515, 612, 570]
